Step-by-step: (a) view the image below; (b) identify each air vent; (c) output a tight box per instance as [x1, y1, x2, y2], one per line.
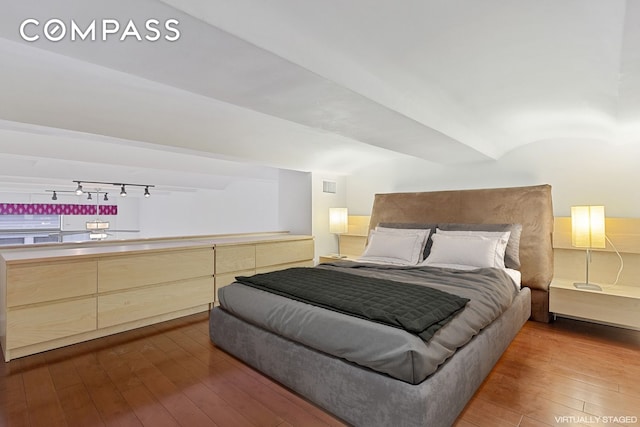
[323, 180, 337, 194]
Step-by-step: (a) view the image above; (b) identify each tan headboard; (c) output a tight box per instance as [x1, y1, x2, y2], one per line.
[368, 184, 554, 322]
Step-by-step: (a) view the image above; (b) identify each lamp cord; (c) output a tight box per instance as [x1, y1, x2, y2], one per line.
[605, 235, 624, 286]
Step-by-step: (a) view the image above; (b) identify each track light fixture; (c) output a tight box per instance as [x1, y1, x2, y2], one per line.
[48, 181, 154, 202]
[70, 180, 154, 198]
[47, 189, 77, 199]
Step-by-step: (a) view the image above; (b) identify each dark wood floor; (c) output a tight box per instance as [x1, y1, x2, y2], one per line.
[1, 313, 639, 427]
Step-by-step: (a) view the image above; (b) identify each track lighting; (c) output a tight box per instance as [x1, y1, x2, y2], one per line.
[49, 181, 154, 199]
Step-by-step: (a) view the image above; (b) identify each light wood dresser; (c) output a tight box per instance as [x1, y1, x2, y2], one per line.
[213, 234, 315, 302]
[0, 233, 313, 361]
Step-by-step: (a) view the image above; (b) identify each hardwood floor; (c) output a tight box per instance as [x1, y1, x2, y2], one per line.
[1, 313, 638, 427]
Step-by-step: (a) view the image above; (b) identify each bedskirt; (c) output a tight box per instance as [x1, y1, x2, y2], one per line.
[209, 286, 531, 427]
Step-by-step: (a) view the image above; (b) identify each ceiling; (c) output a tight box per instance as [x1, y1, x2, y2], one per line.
[0, 0, 638, 192]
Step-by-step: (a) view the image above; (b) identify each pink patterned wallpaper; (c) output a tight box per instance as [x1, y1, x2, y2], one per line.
[0, 203, 118, 216]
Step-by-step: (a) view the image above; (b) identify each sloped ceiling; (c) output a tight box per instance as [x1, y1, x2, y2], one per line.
[0, 0, 638, 191]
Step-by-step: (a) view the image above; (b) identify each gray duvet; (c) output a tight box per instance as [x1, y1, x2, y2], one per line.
[218, 261, 519, 385]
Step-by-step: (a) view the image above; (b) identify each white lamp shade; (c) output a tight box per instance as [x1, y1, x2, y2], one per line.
[571, 205, 606, 249]
[329, 208, 349, 234]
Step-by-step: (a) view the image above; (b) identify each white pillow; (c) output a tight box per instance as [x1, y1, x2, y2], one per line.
[435, 229, 510, 266]
[358, 229, 427, 265]
[421, 234, 508, 268]
[376, 226, 431, 236]
[375, 226, 431, 260]
[436, 228, 510, 242]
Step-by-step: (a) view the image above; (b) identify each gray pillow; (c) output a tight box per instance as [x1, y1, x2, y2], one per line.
[437, 223, 522, 270]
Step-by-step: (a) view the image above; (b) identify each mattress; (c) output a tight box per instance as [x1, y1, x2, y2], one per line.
[218, 262, 520, 384]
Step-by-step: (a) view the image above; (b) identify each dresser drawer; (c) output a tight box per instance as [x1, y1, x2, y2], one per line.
[215, 245, 256, 274]
[7, 297, 97, 348]
[98, 277, 214, 328]
[98, 248, 214, 292]
[6, 260, 97, 307]
[255, 240, 314, 268]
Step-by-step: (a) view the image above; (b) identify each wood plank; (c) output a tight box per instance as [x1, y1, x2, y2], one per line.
[554, 217, 640, 254]
[339, 234, 367, 258]
[21, 354, 68, 427]
[215, 245, 255, 274]
[2, 313, 638, 427]
[6, 259, 97, 307]
[553, 249, 640, 290]
[71, 351, 143, 426]
[255, 239, 314, 268]
[347, 215, 371, 236]
[7, 297, 97, 349]
[5, 305, 208, 362]
[56, 382, 106, 427]
[0, 362, 30, 427]
[98, 248, 213, 292]
[98, 278, 213, 328]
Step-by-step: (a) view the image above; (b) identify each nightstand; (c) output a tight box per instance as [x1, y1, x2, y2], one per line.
[318, 255, 359, 264]
[549, 279, 640, 330]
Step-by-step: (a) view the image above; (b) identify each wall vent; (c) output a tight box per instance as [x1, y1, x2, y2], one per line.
[322, 180, 337, 194]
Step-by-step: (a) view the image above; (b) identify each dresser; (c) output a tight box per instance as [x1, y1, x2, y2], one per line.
[0, 233, 313, 361]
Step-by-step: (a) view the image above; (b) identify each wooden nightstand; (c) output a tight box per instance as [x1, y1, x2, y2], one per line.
[318, 255, 359, 264]
[549, 279, 640, 330]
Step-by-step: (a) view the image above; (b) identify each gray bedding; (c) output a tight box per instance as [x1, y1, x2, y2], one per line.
[218, 261, 519, 384]
[235, 267, 470, 341]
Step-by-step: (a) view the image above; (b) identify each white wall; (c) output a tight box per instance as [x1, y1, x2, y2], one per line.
[137, 179, 281, 238]
[0, 167, 314, 243]
[346, 140, 640, 219]
[312, 173, 347, 260]
[278, 169, 312, 235]
[136, 170, 313, 239]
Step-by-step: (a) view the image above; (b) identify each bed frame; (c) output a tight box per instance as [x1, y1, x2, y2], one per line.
[210, 184, 553, 426]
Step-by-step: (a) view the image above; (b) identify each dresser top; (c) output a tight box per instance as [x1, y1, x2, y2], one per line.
[0, 233, 312, 264]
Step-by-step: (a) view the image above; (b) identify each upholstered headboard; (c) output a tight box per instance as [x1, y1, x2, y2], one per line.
[368, 184, 554, 322]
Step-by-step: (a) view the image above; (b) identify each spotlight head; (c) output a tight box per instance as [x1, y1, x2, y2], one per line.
[144, 186, 151, 198]
[120, 185, 127, 197]
[104, 193, 109, 201]
[52, 191, 57, 201]
[87, 192, 92, 200]
[75, 182, 83, 195]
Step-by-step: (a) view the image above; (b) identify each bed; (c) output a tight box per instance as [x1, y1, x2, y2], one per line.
[210, 184, 554, 426]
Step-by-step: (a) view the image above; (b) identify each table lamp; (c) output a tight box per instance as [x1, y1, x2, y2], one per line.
[571, 205, 605, 291]
[329, 207, 348, 258]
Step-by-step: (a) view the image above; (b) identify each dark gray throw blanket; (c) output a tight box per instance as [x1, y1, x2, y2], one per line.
[235, 267, 470, 342]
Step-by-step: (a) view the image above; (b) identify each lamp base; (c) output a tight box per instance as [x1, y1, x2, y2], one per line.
[573, 282, 602, 291]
